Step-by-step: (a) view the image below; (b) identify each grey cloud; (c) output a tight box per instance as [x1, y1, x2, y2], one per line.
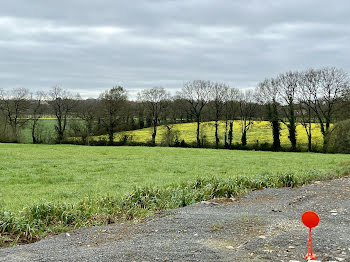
[0, 0, 350, 98]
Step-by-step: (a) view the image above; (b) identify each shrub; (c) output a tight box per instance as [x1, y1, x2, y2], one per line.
[161, 126, 181, 147]
[326, 120, 350, 153]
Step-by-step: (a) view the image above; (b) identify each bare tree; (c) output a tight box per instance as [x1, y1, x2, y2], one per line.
[99, 86, 127, 145]
[239, 90, 257, 146]
[138, 87, 169, 144]
[180, 80, 210, 147]
[72, 99, 99, 145]
[297, 69, 321, 151]
[0, 88, 30, 141]
[339, 85, 350, 119]
[297, 67, 349, 149]
[223, 87, 239, 147]
[277, 71, 299, 151]
[209, 82, 228, 148]
[256, 78, 281, 150]
[49, 86, 79, 143]
[316, 67, 348, 147]
[0, 88, 10, 141]
[29, 91, 46, 144]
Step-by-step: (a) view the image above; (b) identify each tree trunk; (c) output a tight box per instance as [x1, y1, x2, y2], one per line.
[108, 124, 114, 145]
[241, 130, 247, 146]
[288, 121, 297, 151]
[326, 121, 330, 133]
[58, 131, 64, 144]
[322, 120, 331, 150]
[318, 118, 328, 150]
[228, 121, 233, 147]
[308, 133, 312, 152]
[152, 121, 157, 144]
[224, 120, 228, 147]
[270, 103, 281, 151]
[323, 130, 329, 151]
[308, 111, 312, 152]
[288, 104, 297, 151]
[32, 120, 37, 144]
[271, 120, 281, 150]
[196, 119, 200, 147]
[215, 120, 219, 148]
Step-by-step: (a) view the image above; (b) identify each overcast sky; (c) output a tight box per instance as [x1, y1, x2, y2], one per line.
[1, 1, 349, 98]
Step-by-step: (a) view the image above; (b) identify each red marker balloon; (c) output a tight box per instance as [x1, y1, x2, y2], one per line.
[302, 211, 319, 260]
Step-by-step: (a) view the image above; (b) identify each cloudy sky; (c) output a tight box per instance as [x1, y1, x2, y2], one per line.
[1, 1, 349, 98]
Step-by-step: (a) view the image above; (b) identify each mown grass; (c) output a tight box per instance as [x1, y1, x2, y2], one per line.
[1, 144, 348, 212]
[0, 144, 349, 247]
[111, 121, 325, 149]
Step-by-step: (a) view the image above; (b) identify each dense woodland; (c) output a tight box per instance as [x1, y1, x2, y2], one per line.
[0, 67, 350, 153]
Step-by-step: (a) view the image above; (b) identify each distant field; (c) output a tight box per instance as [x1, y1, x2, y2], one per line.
[0, 143, 348, 213]
[19, 119, 57, 143]
[18, 119, 324, 149]
[113, 121, 325, 149]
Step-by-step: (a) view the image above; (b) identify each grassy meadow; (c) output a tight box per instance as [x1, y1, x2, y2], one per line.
[112, 121, 325, 149]
[0, 143, 348, 213]
[0, 143, 349, 246]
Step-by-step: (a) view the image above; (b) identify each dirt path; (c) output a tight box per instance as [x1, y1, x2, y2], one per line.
[1, 177, 350, 262]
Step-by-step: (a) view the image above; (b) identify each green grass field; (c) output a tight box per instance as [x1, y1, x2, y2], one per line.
[113, 121, 325, 149]
[1, 143, 348, 213]
[19, 119, 57, 144]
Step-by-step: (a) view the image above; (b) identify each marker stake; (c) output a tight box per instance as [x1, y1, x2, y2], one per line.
[305, 227, 316, 260]
[301, 211, 319, 260]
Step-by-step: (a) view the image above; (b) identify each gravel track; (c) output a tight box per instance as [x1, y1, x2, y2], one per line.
[1, 177, 350, 262]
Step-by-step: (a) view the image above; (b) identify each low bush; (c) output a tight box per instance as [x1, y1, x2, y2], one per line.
[326, 119, 350, 154]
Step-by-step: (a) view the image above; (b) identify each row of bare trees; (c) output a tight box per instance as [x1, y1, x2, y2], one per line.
[109, 67, 350, 150]
[0, 87, 79, 143]
[257, 67, 349, 151]
[138, 81, 252, 148]
[0, 67, 349, 151]
[177, 80, 252, 148]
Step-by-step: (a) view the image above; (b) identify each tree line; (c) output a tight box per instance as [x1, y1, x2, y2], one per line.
[0, 67, 349, 152]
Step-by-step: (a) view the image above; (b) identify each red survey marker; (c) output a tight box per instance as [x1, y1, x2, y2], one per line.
[302, 211, 319, 260]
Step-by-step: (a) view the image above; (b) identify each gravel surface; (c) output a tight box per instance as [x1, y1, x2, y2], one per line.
[1, 177, 350, 262]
